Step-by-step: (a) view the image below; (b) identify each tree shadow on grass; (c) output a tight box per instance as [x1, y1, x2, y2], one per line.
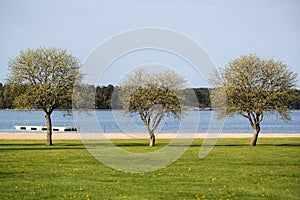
[188, 143, 300, 147]
[86, 142, 300, 147]
[1, 141, 299, 151]
[112, 143, 167, 147]
[262, 143, 300, 146]
[0, 143, 86, 151]
[0, 171, 16, 176]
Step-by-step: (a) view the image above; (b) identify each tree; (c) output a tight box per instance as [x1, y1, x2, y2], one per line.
[95, 84, 114, 109]
[118, 69, 187, 146]
[292, 89, 300, 109]
[7, 47, 82, 145]
[210, 54, 297, 146]
[193, 88, 211, 109]
[0, 83, 4, 108]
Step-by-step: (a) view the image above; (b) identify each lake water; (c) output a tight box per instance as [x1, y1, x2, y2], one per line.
[0, 110, 299, 134]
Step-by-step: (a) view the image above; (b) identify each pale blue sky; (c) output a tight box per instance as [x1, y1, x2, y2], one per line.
[1, 0, 299, 87]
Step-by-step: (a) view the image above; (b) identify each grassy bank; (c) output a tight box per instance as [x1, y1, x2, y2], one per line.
[0, 138, 299, 199]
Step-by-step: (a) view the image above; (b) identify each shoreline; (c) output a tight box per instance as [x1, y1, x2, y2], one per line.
[1, 132, 300, 140]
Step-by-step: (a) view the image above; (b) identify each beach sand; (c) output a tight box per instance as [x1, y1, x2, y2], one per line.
[1, 132, 300, 140]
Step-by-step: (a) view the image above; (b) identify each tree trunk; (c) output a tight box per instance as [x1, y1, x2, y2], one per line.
[250, 124, 260, 146]
[45, 113, 53, 146]
[149, 134, 155, 147]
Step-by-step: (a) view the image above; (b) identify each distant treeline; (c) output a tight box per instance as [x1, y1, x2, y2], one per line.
[0, 83, 299, 110]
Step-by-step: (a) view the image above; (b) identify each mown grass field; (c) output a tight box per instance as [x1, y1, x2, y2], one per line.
[0, 138, 299, 200]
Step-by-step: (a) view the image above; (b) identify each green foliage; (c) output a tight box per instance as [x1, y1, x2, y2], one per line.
[292, 89, 300, 109]
[1, 83, 299, 110]
[0, 83, 18, 109]
[118, 69, 187, 137]
[129, 86, 181, 114]
[7, 47, 82, 145]
[210, 54, 298, 143]
[0, 83, 4, 108]
[95, 84, 114, 109]
[7, 47, 82, 114]
[192, 88, 211, 108]
[0, 138, 299, 199]
[72, 84, 96, 110]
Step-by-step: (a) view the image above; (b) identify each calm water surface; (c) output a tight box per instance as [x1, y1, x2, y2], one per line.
[0, 110, 299, 134]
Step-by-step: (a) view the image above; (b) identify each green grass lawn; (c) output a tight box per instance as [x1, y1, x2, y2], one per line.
[0, 138, 299, 200]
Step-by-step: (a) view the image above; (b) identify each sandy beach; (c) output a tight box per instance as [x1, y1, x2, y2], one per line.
[1, 132, 300, 140]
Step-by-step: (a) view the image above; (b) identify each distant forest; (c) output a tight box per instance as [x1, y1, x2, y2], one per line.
[0, 83, 299, 110]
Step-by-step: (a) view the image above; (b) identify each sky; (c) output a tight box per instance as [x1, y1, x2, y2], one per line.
[1, 0, 300, 87]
